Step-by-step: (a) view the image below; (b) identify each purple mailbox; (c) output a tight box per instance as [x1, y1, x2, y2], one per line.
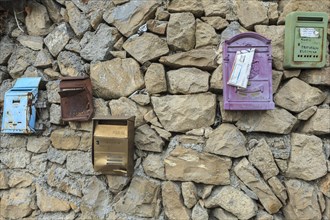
[223, 32, 275, 110]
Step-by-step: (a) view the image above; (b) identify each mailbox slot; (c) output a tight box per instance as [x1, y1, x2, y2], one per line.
[223, 32, 275, 110]
[284, 11, 328, 69]
[92, 116, 135, 176]
[1, 77, 41, 134]
[59, 76, 93, 121]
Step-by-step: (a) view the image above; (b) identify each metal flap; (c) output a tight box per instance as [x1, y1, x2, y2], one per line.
[94, 124, 128, 138]
[13, 77, 42, 89]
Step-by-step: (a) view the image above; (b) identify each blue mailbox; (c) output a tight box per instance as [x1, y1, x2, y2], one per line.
[1, 77, 42, 134]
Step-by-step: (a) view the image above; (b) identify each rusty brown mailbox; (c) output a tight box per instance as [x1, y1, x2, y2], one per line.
[92, 116, 135, 176]
[59, 76, 93, 121]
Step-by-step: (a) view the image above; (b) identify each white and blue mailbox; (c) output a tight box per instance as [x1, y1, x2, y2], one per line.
[1, 77, 42, 134]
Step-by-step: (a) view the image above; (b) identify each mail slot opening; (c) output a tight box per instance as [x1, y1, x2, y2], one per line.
[297, 17, 323, 22]
[59, 77, 93, 121]
[92, 116, 135, 176]
[12, 100, 20, 104]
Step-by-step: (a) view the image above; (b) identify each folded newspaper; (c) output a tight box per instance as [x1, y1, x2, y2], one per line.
[227, 48, 255, 88]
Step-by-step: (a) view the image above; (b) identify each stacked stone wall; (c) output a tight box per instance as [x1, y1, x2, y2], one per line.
[0, 0, 329, 219]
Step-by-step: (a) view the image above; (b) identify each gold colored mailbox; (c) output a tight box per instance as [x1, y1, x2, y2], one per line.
[284, 11, 328, 69]
[92, 116, 135, 176]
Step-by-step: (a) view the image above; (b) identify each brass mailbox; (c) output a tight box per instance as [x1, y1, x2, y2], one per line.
[59, 76, 93, 121]
[92, 116, 135, 176]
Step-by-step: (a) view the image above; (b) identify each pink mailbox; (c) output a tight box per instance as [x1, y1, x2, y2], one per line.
[223, 32, 275, 110]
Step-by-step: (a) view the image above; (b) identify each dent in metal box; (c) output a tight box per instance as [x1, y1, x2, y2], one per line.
[92, 116, 135, 176]
[1, 77, 41, 134]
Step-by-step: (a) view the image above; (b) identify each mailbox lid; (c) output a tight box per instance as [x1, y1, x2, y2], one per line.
[13, 77, 42, 89]
[223, 32, 275, 110]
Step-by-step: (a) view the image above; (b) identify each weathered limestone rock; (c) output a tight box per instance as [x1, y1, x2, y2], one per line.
[36, 184, 71, 212]
[27, 136, 50, 153]
[65, 1, 90, 37]
[300, 108, 330, 135]
[58, 51, 86, 77]
[67, 151, 94, 175]
[44, 22, 74, 57]
[27, 153, 48, 176]
[155, 6, 170, 21]
[46, 80, 61, 103]
[234, 158, 282, 214]
[168, 0, 203, 16]
[220, 21, 248, 42]
[201, 16, 229, 31]
[167, 12, 196, 51]
[300, 67, 330, 86]
[0, 188, 34, 219]
[106, 175, 129, 194]
[25, 1, 53, 36]
[65, 38, 81, 53]
[205, 123, 248, 158]
[324, 197, 330, 220]
[0, 36, 15, 65]
[0, 148, 31, 168]
[7, 46, 38, 78]
[41, 0, 63, 23]
[151, 125, 172, 141]
[268, 176, 287, 205]
[249, 139, 279, 180]
[283, 69, 301, 79]
[8, 171, 33, 188]
[147, 20, 167, 35]
[212, 207, 238, 220]
[255, 25, 285, 70]
[130, 93, 150, 106]
[152, 93, 216, 132]
[17, 35, 43, 50]
[47, 165, 82, 197]
[182, 182, 198, 209]
[237, 0, 268, 30]
[167, 68, 210, 94]
[0, 170, 9, 189]
[135, 124, 164, 152]
[236, 108, 297, 134]
[278, 0, 330, 24]
[272, 70, 283, 94]
[144, 110, 162, 127]
[142, 154, 165, 180]
[200, 185, 214, 199]
[319, 173, 330, 198]
[201, 0, 231, 17]
[109, 97, 149, 127]
[103, 0, 159, 37]
[51, 129, 81, 150]
[286, 133, 327, 181]
[283, 179, 322, 220]
[192, 202, 209, 220]
[115, 176, 161, 218]
[49, 103, 62, 125]
[81, 176, 111, 219]
[160, 48, 217, 71]
[210, 65, 223, 91]
[145, 63, 167, 94]
[274, 78, 326, 113]
[164, 146, 232, 185]
[297, 106, 317, 121]
[34, 49, 53, 68]
[195, 19, 219, 48]
[43, 68, 61, 79]
[0, 135, 27, 148]
[123, 33, 169, 64]
[90, 58, 144, 99]
[162, 181, 190, 220]
[205, 186, 257, 219]
[81, 24, 121, 61]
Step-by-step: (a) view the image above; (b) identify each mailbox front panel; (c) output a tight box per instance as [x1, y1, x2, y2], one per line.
[284, 12, 328, 69]
[223, 32, 275, 110]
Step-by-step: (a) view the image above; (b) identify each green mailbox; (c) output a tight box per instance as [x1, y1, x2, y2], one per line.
[284, 11, 328, 69]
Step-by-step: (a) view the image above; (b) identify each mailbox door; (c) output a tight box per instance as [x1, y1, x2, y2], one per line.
[223, 32, 275, 110]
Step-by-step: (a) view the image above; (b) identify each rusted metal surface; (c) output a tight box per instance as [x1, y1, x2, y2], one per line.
[1, 77, 41, 134]
[92, 116, 135, 177]
[59, 76, 94, 121]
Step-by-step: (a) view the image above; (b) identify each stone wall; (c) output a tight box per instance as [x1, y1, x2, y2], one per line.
[0, 0, 330, 219]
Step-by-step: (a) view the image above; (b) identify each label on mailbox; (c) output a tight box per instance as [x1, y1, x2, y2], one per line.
[223, 32, 275, 110]
[284, 11, 328, 69]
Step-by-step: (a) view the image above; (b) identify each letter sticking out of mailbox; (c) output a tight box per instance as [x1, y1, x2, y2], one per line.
[223, 32, 275, 110]
[59, 76, 93, 121]
[1, 77, 41, 134]
[284, 11, 328, 69]
[92, 116, 135, 176]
